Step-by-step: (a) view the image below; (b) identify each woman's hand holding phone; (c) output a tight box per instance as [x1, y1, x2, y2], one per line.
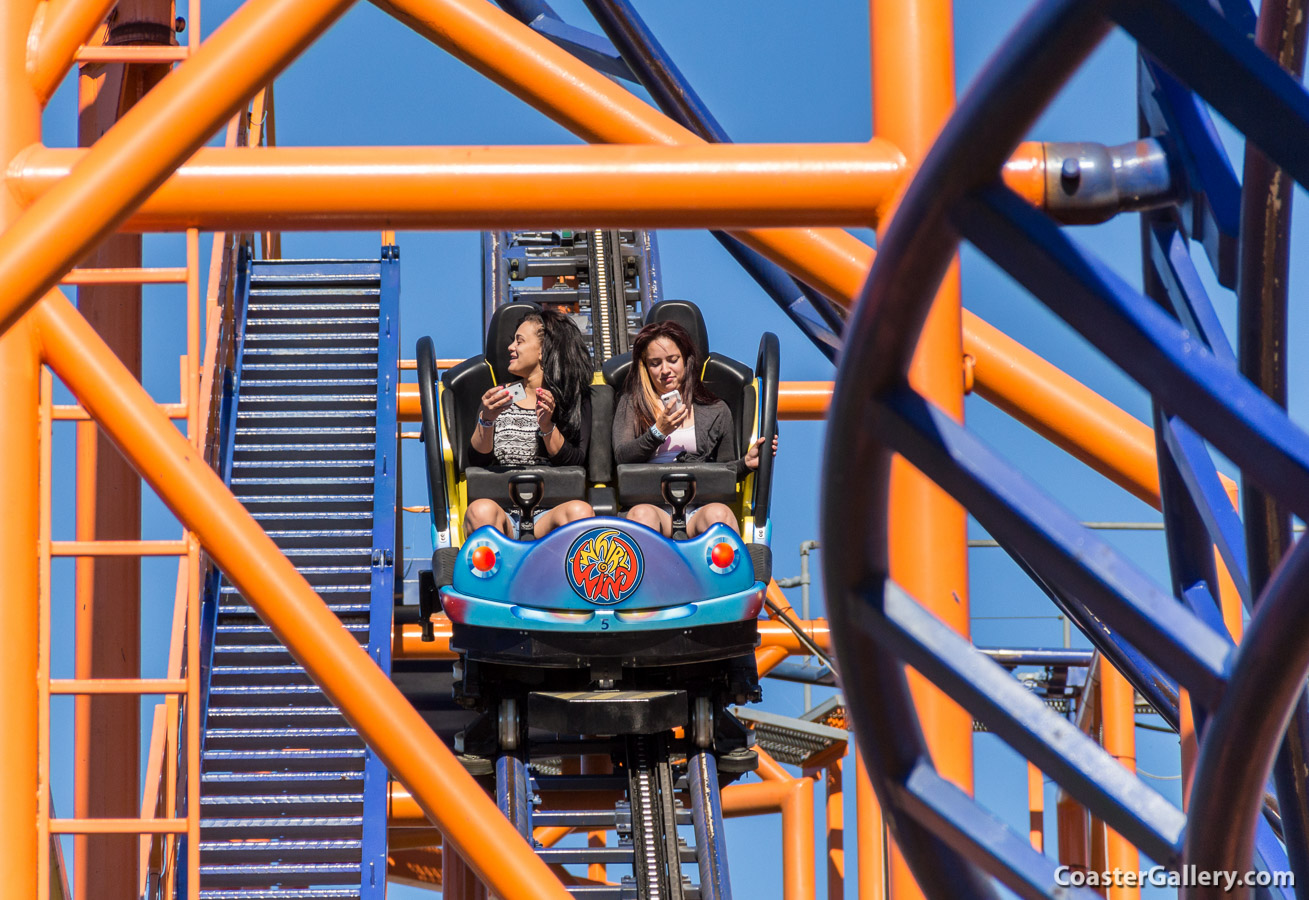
[654, 393, 690, 436]
[478, 385, 512, 422]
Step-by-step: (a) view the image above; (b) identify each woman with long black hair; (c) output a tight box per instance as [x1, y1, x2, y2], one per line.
[464, 308, 595, 538]
[613, 320, 773, 537]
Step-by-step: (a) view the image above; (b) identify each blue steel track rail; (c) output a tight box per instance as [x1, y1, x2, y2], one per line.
[821, 0, 1309, 897]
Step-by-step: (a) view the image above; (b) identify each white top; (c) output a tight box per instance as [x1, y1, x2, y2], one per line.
[652, 422, 696, 463]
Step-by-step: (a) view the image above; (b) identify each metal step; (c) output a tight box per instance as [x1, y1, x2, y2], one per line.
[201, 748, 366, 771]
[215, 623, 369, 643]
[198, 890, 362, 900]
[202, 726, 362, 747]
[199, 838, 363, 864]
[199, 862, 363, 887]
[200, 772, 363, 797]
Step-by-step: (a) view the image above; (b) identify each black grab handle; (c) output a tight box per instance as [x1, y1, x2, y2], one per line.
[416, 337, 449, 534]
[751, 332, 780, 537]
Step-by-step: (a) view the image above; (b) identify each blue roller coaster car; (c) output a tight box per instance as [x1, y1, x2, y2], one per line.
[414, 299, 777, 772]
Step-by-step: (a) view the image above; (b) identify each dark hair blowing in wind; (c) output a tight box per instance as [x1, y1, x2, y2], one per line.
[519, 309, 592, 443]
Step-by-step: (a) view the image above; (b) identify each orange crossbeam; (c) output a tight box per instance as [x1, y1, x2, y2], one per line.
[395, 380, 832, 422]
[11, 143, 906, 231]
[391, 617, 831, 660]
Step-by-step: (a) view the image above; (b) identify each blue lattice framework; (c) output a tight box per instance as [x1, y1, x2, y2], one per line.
[821, 0, 1309, 897]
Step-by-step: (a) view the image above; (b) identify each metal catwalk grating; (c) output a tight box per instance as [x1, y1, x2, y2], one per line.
[194, 252, 399, 900]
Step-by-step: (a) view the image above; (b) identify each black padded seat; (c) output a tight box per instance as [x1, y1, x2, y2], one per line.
[603, 301, 756, 452]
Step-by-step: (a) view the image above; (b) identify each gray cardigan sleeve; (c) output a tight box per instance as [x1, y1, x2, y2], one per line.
[612, 393, 664, 463]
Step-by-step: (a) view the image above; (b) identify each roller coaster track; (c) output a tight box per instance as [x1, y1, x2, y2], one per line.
[823, 0, 1309, 897]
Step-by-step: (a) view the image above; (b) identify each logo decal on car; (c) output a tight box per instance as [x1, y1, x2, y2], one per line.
[565, 527, 644, 605]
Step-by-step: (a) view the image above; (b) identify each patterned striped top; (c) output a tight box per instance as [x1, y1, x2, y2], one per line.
[492, 404, 545, 466]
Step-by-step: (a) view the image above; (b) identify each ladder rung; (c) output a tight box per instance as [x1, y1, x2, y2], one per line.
[73, 45, 190, 64]
[54, 403, 186, 421]
[49, 678, 188, 695]
[61, 266, 189, 285]
[50, 817, 187, 834]
[51, 539, 187, 557]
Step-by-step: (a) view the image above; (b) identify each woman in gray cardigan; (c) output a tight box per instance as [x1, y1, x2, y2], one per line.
[612, 321, 769, 537]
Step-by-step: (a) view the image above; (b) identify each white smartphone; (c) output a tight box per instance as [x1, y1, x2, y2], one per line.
[505, 382, 527, 403]
[660, 390, 683, 412]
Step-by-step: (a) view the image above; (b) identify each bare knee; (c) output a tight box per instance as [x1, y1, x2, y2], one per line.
[626, 504, 666, 533]
[465, 498, 507, 535]
[556, 499, 594, 523]
[692, 503, 739, 536]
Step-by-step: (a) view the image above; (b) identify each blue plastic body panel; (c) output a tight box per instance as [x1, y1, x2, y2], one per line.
[440, 519, 764, 632]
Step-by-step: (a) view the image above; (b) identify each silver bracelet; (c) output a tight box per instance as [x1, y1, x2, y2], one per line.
[539, 423, 556, 437]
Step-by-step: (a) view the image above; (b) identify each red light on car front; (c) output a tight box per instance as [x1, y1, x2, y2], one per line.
[711, 542, 735, 569]
[471, 545, 497, 572]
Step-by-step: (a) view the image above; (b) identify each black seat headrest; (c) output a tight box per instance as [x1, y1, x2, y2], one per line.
[645, 300, 709, 365]
[485, 301, 540, 384]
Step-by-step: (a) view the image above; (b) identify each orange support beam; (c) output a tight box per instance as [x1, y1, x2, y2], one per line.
[0, 1, 43, 893]
[11, 143, 907, 230]
[33, 288, 573, 900]
[395, 379, 832, 422]
[872, 2, 969, 900]
[855, 752, 886, 900]
[26, 0, 119, 103]
[1101, 663, 1139, 900]
[827, 759, 845, 900]
[1028, 762, 1045, 851]
[0, 0, 359, 336]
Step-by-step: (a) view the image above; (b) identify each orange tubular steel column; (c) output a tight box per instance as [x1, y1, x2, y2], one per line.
[11, 143, 906, 231]
[1, 1, 42, 895]
[0, 0, 360, 335]
[856, 752, 887, 900]
[1100, 664, 1138, 900]
[827, 759, 845, 900]
[1028, 762, 1044, 851]
[872, 3, 970, 900]
[33, 289, 573, 900]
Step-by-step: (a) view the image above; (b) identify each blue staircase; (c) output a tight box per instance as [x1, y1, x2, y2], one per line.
[196, 250, 400, 899]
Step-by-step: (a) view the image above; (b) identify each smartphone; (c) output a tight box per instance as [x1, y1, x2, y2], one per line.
[505, 382, 527, 403]
[660, 390, 683, 412]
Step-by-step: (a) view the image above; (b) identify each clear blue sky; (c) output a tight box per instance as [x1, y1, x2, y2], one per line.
[38, 0, 1286, 896]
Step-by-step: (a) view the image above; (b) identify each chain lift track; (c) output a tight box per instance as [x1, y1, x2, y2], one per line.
[484, 229, 659, 365]
[823, 0, 1309, 898]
